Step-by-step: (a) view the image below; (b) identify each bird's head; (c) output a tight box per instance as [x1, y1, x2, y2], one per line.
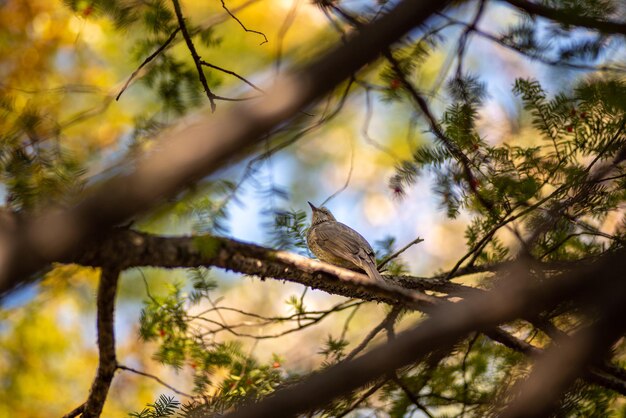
[308, 202, 336, 225]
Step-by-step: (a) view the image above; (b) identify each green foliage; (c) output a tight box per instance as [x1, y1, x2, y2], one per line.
[129, 394, 181, 418]
[318, 334, 349, 366]
[392, 74, 626, 267]
[380, 30, 443, 99]
[0, 94, 87, 211]
[268, 208, 309, 253]
[169, 179, 237, 236]
[138, 274, 285, 414]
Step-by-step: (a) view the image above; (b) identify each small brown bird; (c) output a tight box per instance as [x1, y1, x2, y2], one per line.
[306, 202, 384, 282]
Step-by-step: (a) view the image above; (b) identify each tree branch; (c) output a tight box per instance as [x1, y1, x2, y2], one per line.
[503, 0, 626, 35]
[81, 267, 120, 418]
[69, 229, 441, 309]
[66, 229, 626, 395]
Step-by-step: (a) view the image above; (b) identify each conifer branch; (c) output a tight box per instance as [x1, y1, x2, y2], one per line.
[503, 0, 626, 35]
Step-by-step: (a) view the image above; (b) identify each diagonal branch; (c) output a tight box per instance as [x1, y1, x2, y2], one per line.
[377, 236, 424, 270]
[503, 0, 626, 35]
[221, 248, 626, 418]
[81, 267, 121, 418]
[502, 313, 626, 418]
[116, 27, 180, 101]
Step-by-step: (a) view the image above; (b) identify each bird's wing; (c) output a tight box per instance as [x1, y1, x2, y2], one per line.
[311, 222, 376, 266]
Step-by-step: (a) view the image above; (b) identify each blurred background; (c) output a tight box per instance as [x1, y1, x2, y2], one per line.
[1, 0, 624, 416]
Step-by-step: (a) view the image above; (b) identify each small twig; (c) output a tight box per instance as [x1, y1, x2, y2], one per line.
[220, 0, 268, 45]
[455, 0, 487, 79]
[116, 27, 180, 101]
[460, 333, 479, 417]
[392, 375, 435, 418]
[196, 301, 364, 339]
[211, 77, 355, 216]
[117, 364, 198, 399]
[377, 237, 424, 270]
[321, 133, 354, 206]
[335, 379, 387, 418]
[361, 87, 400, 159]
[343, 306, 401, 362]
[296, 287, 308, 327]
[339, 303, 361, 342]
[200, 60, 264, 92]
[172, 0, 217, 112]
[439, 13, 626, 73]
[275, 0, 300, 74]
[383, 48, 495, 213]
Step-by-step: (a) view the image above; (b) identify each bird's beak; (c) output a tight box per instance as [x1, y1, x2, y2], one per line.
[307, 201, 317, 211]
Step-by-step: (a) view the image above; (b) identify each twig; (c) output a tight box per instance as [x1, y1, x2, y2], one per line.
[361, 86, 400, 159]
[339, 303, 361, 343]
[321, 131, 354, 206]
[200, 60, 264, 92]
[117, 364, 198, 399]
[377, 236, 424, 270]
[220, 0, 268, 45]
[335, 379, 387, 418]
[439, 13, 626, 73]
[172, 0, 217, 112]
[344, 306, 401, 362]
[116, 28, 180, 101]
[392, 375, 435, 418]
[455, 0, 487, 79]
[460, 333, 480, 417]
[275, 0, 300, 74]
[195, 301, 364, 339]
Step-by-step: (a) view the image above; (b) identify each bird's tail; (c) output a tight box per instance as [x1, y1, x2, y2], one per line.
[362, 260, 385, 282]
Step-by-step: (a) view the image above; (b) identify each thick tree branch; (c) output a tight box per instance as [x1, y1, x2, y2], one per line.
[65, 229, 626, 395]
[82, 268, 120, 417]
[503, 0, 626, 35]
[69, 229, 442, 309]
[0, 0, 453, 297]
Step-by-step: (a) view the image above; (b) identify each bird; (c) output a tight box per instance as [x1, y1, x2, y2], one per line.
[306, 201, 384, 282]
